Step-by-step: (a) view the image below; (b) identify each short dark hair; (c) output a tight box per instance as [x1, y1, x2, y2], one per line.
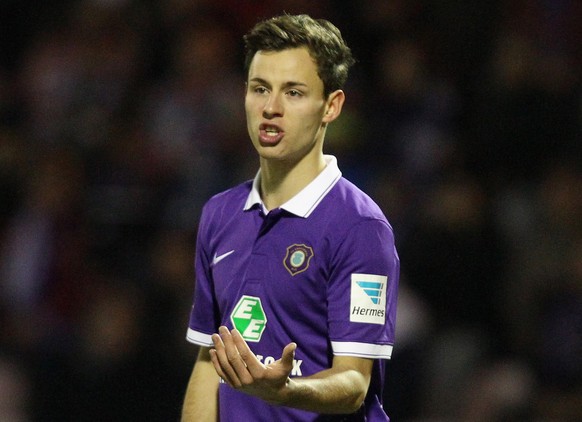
[243, 14, 355, 98]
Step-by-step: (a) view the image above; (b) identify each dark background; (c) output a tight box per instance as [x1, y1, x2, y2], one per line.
[1, 1, 581, 420]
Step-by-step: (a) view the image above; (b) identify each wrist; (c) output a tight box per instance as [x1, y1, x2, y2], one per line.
[269, 377, 295, 407]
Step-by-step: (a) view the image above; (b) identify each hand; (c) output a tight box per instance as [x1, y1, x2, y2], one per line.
[209, 326, 297, 404]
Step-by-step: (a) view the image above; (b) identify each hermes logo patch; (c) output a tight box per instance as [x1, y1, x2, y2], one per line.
[350, 273, 387, 325]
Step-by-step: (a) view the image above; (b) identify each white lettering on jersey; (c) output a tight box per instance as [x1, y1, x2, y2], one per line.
[256, 354, 303, 376]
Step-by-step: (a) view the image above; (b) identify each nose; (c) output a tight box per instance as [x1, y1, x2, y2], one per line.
[263, 93, 283, 118]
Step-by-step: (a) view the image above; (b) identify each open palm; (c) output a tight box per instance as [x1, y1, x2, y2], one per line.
[210, 326, 297, 404]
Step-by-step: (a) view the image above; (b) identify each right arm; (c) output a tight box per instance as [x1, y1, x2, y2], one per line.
[182, 346, 220, 422]
[210, 327, 373, 415]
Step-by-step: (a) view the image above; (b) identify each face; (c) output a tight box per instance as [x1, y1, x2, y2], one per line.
[245, 47, 343, 165]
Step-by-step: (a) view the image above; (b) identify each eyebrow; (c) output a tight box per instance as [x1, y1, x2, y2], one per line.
[249, 77, 309, 89]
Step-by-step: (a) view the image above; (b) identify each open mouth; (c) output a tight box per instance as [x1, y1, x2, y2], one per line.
[264, 126, 280, 137]
[259, 124, 284, 144]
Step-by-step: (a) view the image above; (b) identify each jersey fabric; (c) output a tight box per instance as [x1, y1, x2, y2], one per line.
[187, 155, 400, 421]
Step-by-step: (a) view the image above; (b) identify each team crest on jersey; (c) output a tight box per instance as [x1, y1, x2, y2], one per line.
[283, 244, 314, 276]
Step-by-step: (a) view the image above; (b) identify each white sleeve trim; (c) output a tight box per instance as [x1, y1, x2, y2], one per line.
[186, 328, 214, 347]
[331, 341, 393, 359]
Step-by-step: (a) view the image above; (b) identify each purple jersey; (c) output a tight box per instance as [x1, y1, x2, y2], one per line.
[187, 156, 399, 421]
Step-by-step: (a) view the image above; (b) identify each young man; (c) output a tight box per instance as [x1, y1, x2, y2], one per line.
[182, 14, 400, 421]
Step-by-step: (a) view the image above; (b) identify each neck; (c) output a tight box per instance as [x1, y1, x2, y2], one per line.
[259, 153, 326, 211]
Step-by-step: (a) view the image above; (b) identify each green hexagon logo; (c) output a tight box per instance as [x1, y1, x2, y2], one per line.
[230, 295, 267, 342]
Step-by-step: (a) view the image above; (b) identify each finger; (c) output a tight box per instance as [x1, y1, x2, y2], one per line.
[219, 327, 254, 384]
[231, 328, 263, 377]
[211, 334, 235, 386]
[280, 342, 297, 369]
[212, 331, 241, 387]
[209, 348, 233, 386]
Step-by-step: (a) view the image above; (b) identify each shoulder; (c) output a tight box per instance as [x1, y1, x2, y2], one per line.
[200, 180, 252, 223]
[327, 177, 388, 224]
[313, 177, 396, 247]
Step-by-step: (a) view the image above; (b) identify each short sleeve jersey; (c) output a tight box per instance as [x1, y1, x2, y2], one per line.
[187, 155, 400, 421]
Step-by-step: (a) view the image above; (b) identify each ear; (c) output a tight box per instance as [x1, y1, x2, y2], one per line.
[322, 90, 346, 124]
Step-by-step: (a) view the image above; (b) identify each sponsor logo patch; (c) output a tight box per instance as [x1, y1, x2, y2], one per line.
[350, 273, 387, 325]
[230, 295, 267, 342]
[283, 244, 314, 276]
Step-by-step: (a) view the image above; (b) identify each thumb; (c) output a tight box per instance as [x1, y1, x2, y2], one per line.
[280, 342, 297, 368]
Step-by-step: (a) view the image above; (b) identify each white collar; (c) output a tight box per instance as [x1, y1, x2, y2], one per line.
[243, 155, 342, 218]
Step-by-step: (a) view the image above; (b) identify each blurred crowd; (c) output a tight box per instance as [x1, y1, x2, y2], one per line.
[0, 0, 581, 421]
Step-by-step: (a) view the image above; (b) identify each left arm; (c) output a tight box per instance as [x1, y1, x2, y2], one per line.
[283, 355, 373, 414]
[210, 326, 373, 414]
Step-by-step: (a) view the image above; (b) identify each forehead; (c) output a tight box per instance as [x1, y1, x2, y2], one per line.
[247, 47, 322, 87]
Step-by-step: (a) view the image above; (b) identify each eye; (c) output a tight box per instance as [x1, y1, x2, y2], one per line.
[254, 86, 269, 94]
[287, 89, 303, 97]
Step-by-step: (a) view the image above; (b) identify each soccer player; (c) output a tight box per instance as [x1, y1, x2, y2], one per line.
[182, 14, 400, 421]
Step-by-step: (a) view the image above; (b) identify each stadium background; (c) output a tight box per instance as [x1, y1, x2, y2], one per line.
[0, 0, 580, 420]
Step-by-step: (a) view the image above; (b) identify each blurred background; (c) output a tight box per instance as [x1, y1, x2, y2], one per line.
[0, 0, 580, 421]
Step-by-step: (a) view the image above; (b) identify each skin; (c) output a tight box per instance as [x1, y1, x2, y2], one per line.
[244, 47, 345, 210]
[182, 47, 373, 420]
[182, 347, 219, 421]
[208, 327, 373, 414]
